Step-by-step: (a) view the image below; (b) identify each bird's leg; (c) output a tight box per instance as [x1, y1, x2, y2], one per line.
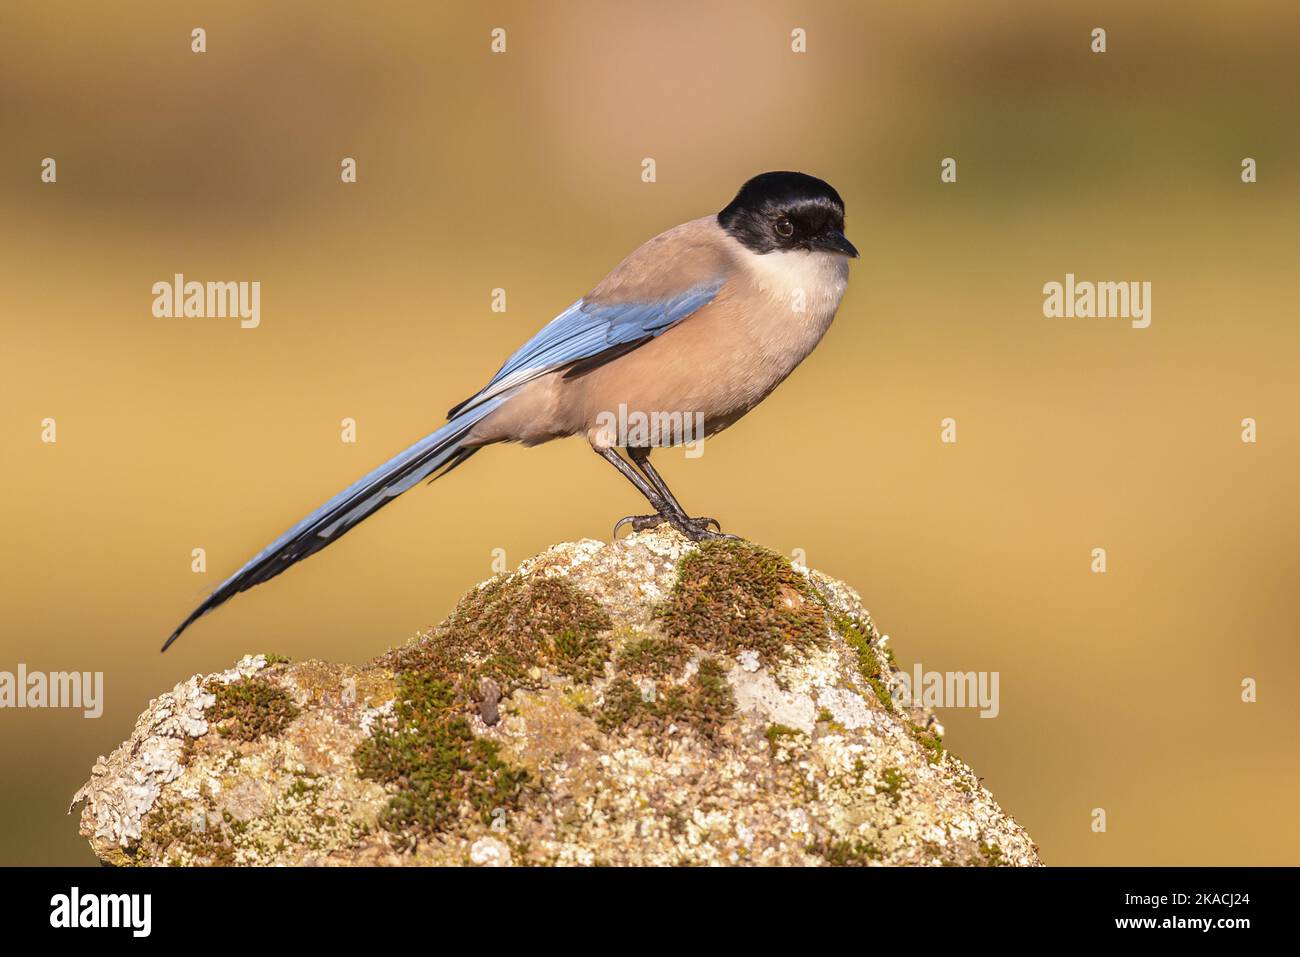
[595, 447, 679, 537]
[626, 446, 729, 541]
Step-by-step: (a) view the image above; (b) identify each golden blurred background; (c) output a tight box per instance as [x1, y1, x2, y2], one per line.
[2, 1, 1297, 865]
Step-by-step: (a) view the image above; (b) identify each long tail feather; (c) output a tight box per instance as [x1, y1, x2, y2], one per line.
[161, 398, 505, 651]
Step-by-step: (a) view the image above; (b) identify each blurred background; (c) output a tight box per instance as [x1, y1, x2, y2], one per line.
[1, 0, 1297, 865]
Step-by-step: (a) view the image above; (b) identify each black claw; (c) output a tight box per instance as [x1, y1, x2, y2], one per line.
[671, 515, 732, 542]
[612, 514, 670, 538]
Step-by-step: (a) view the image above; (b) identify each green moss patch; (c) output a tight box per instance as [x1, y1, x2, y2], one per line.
[362, 572, 607, 846]
[383, 574, 612, 693]
[615, 635, 692, 678]
[595, 677, 645, 732]
[208, 677, 299, 742]
[597, 656, 735, 741]
[809, 836, 882, 866]
[354, 671, 529, 848]
[657, 540, 826, 661]
[139, 800, 237, 867]
[878, 766, 907, 803]
[829, 610, 896, 712]
[910, 722, 945, 765]
[980, 841, 1004, 867]
[765, 723, 801, 749]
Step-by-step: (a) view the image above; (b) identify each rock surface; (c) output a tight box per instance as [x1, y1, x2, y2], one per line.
[72, 528, 1040, 866]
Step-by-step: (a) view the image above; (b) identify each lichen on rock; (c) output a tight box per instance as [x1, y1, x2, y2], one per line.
[71, 527, 1040, 866]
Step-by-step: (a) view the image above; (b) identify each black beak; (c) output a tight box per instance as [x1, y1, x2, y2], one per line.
[817, 230, 859, 258]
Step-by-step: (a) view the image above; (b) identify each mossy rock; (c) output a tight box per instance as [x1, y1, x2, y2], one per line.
[71, 528, 1039, 867]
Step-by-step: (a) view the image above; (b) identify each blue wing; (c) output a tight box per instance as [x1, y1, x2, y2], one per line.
[448, 278, 724, 418]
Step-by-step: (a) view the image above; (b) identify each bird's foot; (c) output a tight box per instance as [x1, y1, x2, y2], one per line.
[612, 513, 732, 542]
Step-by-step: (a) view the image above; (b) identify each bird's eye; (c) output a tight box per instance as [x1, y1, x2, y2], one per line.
[774, 217, 794, 238]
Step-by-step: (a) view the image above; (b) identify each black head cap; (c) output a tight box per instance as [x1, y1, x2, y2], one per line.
[718, 171, 858, 258]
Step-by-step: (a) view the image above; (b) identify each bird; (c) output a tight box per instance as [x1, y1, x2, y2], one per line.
[163, 170, 858, 650]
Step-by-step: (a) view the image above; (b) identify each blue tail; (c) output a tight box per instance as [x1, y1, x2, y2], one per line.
[162, 398, 505, 651]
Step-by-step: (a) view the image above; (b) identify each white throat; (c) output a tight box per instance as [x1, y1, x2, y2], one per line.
[726, 239, 853, 377]
[736, 244, 850, 318]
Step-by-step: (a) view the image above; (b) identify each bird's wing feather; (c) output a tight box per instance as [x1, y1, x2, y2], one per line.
[446, 279, 724, 418]
[448, 216, 733, 418]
